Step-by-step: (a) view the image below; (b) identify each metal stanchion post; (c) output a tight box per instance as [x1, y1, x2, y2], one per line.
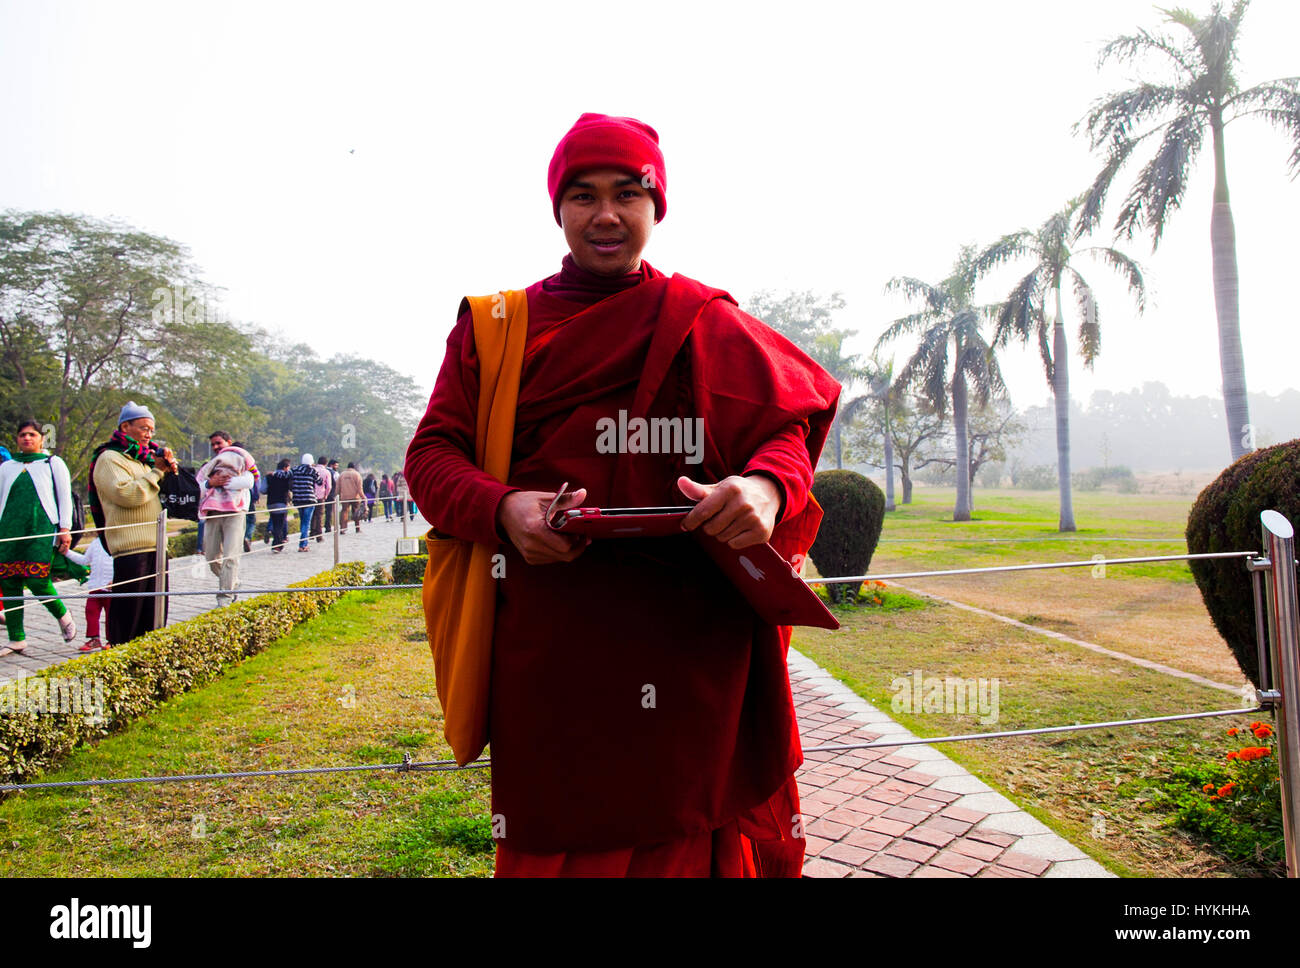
[1260, 509, 1300, 877]
[153, 510, 168, 630]
[333, 491, 341, 567]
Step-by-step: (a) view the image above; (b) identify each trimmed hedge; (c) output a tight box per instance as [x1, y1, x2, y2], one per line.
[392, 555, 427, 586]
[0, 562, 364, 789]
[809, 470, 886, 604]
[1186, 440, 1300, 686]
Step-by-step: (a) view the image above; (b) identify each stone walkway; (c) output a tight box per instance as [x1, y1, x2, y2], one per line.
[0, 508, 427, 684]
[789, 648, 1112, 878]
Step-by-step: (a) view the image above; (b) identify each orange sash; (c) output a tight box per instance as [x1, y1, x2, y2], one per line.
[422, 290, 527, 765]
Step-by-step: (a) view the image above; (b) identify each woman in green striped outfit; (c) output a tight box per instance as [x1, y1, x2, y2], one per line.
[0, 420, 80, 654]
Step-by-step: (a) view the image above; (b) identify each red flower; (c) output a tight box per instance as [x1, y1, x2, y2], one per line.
[1217, 783, 1237, 797]
[1253, 724, 1273, 739]
[1227, 727, 1239, 736]
[1235, 747, 1272, 762]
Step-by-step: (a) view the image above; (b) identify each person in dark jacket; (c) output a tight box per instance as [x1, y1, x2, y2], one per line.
[363, 472, 378, 523]
[264, 459, 295, 553]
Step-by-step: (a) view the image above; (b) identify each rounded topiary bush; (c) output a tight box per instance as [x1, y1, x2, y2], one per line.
[1186, 439, 1300, 686]
[809, 470, 886, 604]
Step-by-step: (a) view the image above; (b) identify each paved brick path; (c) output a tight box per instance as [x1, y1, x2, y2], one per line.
[789, 649, 1112, 878]
[0, 508, 426, 684]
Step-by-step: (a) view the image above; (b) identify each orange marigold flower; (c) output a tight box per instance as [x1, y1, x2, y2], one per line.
[1218, 783, 1236, 797]
[1250, 721, 1263, 729]
[1226, 751, 1240, 760]
[1203, 783, 1215, 793]
[1253, 724, 1273, 739]
[1227, 727, 1239, 736]
[1236, 747, 1273, 761]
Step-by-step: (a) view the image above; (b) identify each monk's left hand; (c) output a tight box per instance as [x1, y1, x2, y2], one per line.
[677, 475, 781, 549]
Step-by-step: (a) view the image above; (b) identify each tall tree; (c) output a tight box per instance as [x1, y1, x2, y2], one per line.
[850, 389, 946, 505]
[862, 354, 898, 510]
[1077, 0, 1300, 462]
[876, 247, 1006, 521]
[975, 197, 1146, 530]
[745, 289, 866, 469]
[0, 211, 197, 480]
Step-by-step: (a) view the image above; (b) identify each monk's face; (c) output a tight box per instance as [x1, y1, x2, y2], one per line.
[558, 168, 655, 277]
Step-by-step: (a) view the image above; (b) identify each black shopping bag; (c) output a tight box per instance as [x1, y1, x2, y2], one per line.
[159, 466, 201, 521]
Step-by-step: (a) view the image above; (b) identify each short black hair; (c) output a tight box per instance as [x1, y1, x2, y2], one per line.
[209, 431, 232, 442]
[277, 458, 291, 470]
[16, 418, 41, 436]
[328, 459, 339, 466]
[347, 462, 356, 469]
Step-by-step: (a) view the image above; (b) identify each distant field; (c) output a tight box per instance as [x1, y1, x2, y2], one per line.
[832, 487, 1246, 686]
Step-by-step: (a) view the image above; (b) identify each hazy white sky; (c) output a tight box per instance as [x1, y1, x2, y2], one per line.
[3, 0, 1297, 419]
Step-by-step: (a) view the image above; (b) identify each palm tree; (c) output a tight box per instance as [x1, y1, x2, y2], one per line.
[877, 247, 1006, 522]
[862, 354, 897, 510]
[1077, 0, 1300, 463]
[806, 329, 871, 470]
[975, 197, 1146, 531]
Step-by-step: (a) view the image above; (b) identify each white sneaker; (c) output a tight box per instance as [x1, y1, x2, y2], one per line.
[59, 615, 77, 642]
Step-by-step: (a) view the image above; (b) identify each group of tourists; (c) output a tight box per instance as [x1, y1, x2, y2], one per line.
[263, 456, 411, 553]
[0, 401, 415, 655]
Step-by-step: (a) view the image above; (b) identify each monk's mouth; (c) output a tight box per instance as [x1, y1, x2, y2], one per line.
[589, 239, 624, 250]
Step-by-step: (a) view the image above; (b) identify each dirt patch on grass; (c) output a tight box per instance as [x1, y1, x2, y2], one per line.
[884, 572, 1245, 688]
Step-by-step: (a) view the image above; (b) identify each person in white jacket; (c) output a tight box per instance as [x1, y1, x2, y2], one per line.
[196, 431, 257, 607]
[0, 419, 76, 653]
[63, 531, 114, 651]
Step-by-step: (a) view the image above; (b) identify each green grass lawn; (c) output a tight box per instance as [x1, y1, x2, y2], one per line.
[0, 590, 494, 877]
[868, 487, 1197, 582]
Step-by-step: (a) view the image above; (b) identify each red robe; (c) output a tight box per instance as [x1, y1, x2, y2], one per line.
[406, 256, 839, 876]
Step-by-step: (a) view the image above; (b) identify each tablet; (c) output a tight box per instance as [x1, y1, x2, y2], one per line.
[549, 505, 692, 538]
[544, 485, 839, 630]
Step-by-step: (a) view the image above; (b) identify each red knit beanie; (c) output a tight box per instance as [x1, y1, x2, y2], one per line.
[547, 113, 667, 226]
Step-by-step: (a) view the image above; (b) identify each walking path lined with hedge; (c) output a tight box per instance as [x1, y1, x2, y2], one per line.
[0, 511, 427, 685]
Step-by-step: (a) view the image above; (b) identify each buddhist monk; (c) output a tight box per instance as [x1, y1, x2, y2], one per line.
[405, 113, 840, 877]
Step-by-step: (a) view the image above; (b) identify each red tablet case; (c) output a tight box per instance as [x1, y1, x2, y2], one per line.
[550, 505, 840, 630]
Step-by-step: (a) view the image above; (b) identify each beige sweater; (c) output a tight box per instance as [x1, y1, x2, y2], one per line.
[93, 449, 166, 555]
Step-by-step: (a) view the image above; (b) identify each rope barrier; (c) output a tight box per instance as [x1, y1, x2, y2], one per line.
[808, 550, 1257, 584]
[801, 706, 1265, 754]
[0, 492, 409, 544]
[0, 706, 1264, 793]
[1, 549, 1260, 604]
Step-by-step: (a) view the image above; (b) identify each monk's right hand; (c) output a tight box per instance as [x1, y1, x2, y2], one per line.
[497, 488, 591, 565]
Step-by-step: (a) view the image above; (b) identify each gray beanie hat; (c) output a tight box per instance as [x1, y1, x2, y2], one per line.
[118, 401, 154, 425]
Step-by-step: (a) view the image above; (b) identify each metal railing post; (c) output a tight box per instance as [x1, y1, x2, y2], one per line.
[1260, 509, 1300, 877]
[153, 510, 168, 630]
[333, 490, 341, 567]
